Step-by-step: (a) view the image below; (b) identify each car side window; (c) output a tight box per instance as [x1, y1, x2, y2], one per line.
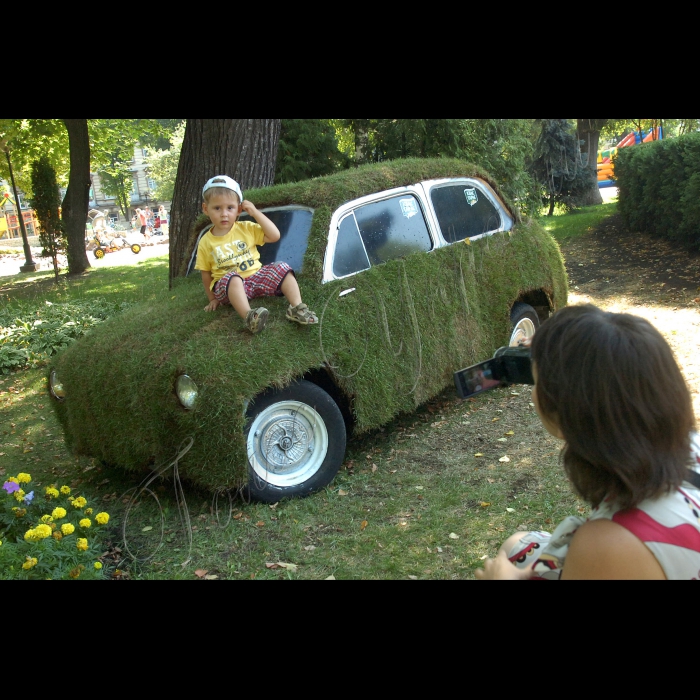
[430, 184, 502, 243]
[333, 214, 371, 277]
[332, 194, 433, 278]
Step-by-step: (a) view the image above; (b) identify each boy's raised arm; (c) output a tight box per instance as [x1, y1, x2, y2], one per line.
[241, 200, 280, 243]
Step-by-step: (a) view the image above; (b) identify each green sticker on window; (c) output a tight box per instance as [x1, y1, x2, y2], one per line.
[465, 188, 478, 207]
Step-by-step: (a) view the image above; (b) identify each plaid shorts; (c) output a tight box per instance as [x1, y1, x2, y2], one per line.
[213, 263, 293, 304]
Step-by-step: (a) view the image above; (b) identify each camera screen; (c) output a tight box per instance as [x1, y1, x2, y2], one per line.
[454, 359, 504, 399]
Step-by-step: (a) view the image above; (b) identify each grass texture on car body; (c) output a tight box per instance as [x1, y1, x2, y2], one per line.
[47, 159, 568, 493]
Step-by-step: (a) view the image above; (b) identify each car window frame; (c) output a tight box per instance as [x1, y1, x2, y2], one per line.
[323, 185, 437, 283]
[419, 178, 514, 246]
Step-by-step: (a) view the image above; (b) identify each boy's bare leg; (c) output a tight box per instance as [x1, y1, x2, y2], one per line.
[227, 276, 252, 318]
[280, 273, 302, 307]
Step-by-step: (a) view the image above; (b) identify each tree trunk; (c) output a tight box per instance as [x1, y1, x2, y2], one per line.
[169, 119, 281, 284]
[61, 119, 91, 274]
[576, 118, 608, 206]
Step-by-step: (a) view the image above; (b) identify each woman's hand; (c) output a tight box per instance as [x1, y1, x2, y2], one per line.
[204, 299, 219, 312]
[475, 551, 533, 580]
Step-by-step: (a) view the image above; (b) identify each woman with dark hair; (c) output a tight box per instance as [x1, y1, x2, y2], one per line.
[475, 304, 700, 580]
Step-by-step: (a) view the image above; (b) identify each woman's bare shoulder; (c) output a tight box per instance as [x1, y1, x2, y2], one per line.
[561, 518, 666, 580]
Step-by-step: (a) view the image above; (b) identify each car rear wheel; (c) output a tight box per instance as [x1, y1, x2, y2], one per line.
[245, 380, 346, 502]
[509, 302, 539, 346]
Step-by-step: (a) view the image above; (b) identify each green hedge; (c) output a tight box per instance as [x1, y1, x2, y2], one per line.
[616, 132, 700, 250]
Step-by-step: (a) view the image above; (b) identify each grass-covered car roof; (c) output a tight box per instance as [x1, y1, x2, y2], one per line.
[51, 158, 568, 493]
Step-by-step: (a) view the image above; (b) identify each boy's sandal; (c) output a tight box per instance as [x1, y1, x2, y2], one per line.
[286, 303, 318, 325]
[246, 307, 269, 334]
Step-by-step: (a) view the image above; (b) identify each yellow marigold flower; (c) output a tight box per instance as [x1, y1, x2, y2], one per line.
[50, 522, 57, 531]
[68, 566, 81, 579]
[24, 529, 37, 541]
[79, 518, 91, 529]
[8, 477, 19, 484]
[94, 562, 103, 570]
[34, 524, 52, 539]
[16, 473, 31, 484]
[85, 508, 93, 516]
[40, 515, 53, 524]
[95, 512, 110, 525]
[14, 508, 26, 518]
[45, 487, 59, 499]
[72, 497, 87, 509]
[14, 489, 25, 502]
[22, 557, 38, 570]
[61, 523, 75, 536]
[76, 538, 88, 552]
[60, 485, 71, 495]
[52, 507, 67, 520]
[52, 531, 63, 541]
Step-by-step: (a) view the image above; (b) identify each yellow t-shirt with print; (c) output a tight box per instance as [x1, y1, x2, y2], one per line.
[195, 221, 266, 288]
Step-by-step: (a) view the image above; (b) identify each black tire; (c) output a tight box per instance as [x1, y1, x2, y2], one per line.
[509, 302, 539, 346]
[244, 380, 346, 502]
[94, 248, 105, 259]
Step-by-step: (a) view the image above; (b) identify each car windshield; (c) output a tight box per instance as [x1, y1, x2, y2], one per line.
[239, 207, 313, 272]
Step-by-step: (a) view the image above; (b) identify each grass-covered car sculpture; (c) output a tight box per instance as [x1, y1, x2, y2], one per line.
[48, 159, 568, 502]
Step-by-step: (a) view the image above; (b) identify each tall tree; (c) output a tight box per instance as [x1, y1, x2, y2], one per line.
[30, 156, 65, 282]
[168, 119, 281, 284]
[62, 119, 91, 274]
[530, 119, 596, 215]
[576, 119, 609, 205]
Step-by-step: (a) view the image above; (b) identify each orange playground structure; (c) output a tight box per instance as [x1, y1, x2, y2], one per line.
[598, 127, 662, 187]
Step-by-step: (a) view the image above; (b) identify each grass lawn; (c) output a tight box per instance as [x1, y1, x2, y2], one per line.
[539, 201, 617, 244]
[0, 202, 612, 580]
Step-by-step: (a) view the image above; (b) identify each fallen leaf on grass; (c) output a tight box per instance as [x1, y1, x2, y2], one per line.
[194, 569, 208, 578]
[360, 520, 368, 531]
[504, 431, 514, 436]
[142, 526, 153, 532]
[474, 453, 484, 458]
[497, 438, 508, 443]
[265, 562, 298, 573]
[436, 547, 443, 553]
[506, 508, 516, 513]
[372, 464, 378, 473]
[255, 521, 265, 528]
[480, 555, 489, 560]
[408, 575, 418, 580]
[480, 502, 491, 507]
[304, 545, 316, 552]
[325, 575, 336, 580]
[499, 456, 510, 463]
[338, 489, 348, 496]
[449, 533, 459, 540]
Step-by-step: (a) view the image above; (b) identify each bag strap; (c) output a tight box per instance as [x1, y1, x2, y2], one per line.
[685, 470, 700, 489]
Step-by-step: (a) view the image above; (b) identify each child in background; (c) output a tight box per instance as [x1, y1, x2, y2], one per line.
[194, 175, 318, 334]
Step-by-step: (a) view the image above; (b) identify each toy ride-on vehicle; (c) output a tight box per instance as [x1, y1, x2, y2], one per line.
[87, 210, 141, 258]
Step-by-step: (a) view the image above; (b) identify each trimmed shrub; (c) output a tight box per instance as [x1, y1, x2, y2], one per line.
[616, 132, 700, 249]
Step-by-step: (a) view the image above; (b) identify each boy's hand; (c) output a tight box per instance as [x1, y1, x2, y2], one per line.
[240, 200, 258, 217]
[204, 299, 220, 312]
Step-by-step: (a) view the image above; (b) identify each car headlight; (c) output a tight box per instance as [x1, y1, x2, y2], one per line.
[49, 370, 66, 401]
[176, 375, 198, 409]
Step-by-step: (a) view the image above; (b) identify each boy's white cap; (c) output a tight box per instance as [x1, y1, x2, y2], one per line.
[202, 175, 243, 201]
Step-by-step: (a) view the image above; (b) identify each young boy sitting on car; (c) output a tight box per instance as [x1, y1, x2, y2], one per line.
[195, 175, 318, 334]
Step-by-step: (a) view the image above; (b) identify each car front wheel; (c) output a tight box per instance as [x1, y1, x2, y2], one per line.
[245, 380, 346, 502]
[509, 302, 539, 346]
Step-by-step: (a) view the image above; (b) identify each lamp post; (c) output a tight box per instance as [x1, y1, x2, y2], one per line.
[0, 139, 37, 272]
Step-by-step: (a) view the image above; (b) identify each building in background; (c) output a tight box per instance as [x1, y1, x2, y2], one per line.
[89, 145, 170, 227]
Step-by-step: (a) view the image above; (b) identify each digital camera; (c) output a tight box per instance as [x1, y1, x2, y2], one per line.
[454, 345, 534, 399]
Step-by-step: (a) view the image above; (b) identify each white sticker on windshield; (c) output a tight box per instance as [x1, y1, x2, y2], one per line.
[465, 188, 479, 207]
[400, 198, 419, 219]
